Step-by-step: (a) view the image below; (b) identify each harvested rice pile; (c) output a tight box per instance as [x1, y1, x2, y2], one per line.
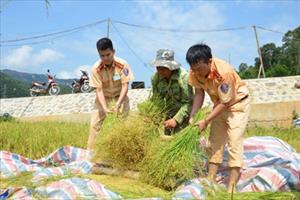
[140, 110, 208, 190]
[93, 97, 168, 171]
[94, 114, 159, 170]
[93, 96, 208, 190]
[137, 95, 169, 127]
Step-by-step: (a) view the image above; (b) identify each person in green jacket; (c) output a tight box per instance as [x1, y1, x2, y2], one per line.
[150, 49, 193, 135]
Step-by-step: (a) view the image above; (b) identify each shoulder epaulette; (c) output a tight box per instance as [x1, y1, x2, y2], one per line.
[216, 71, 224, 83]
[114, 61, 125, 70]
[96, 62, 105, 73]
[211, 69, 224, 83]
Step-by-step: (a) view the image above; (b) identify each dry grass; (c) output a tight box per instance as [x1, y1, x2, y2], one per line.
[92, 97, 168, 170]
[140, 109, 208, 190]
[93, 113, 160, 170]
[84, 174, 173, 199]
[0, 121, 88, 159]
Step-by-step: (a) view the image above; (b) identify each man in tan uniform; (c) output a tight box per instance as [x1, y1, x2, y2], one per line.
[87, 38, 134, 150]
[186, 44, 250, 192]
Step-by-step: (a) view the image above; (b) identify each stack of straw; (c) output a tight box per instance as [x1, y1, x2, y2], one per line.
[93, 97, 169, 171]
[140, 110, 208, 190]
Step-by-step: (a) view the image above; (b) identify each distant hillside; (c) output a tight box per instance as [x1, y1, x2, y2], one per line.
[0, 69, 74, 98]
[0, 72, 31, 98]
[1, 69, 74, 85]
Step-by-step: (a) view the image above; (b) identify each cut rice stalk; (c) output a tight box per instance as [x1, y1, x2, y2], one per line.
[93, 96, 168, 170]
[140, 109, 208, 190]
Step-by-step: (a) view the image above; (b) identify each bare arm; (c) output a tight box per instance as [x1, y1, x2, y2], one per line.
[96, 88, 110, 112]
[205, 103, 226, 124]
[197, 102, 228, 132]
[116, 83, 129, 108]
[189, 88, 205, 120]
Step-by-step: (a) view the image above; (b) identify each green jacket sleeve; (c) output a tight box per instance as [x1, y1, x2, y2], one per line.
[173, 72, 193, 124]
[151, 73, 160, 97]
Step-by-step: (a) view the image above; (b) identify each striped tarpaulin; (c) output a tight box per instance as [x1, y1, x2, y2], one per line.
[1, 137, 299, 199]
[0, 146, 93, 179]
[173, 136, 300, 199]
[0, 146, 122, 199]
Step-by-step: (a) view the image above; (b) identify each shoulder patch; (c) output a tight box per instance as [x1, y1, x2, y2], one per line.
[220, 83, 229, 94]
[123, 68, 129, 76]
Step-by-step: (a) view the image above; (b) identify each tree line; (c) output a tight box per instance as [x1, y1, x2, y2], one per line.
[238, 26, 300, 79]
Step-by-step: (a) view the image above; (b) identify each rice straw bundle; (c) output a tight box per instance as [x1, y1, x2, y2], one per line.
[140, 109, 208, 190]
[93, 97, 168, 170]
[137, 95, 169, 127]
[94, 114, 160, 170]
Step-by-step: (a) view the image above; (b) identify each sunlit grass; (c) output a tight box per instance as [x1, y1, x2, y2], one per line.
[0, 120, 89, 159]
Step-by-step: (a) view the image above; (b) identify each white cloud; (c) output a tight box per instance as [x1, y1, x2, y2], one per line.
[3, 1, 296, 83]
[52, 26, 105, 56]
[57, 65, 92, 79]
[58, 71, 73, 79]
[33, 49, 63, 65]
[111, 2, 249, 69]
[137, 2, 224, 29]
[109, 1, 298, 74]
[2, 45, 64, 69]
[2, 46, 32, 67]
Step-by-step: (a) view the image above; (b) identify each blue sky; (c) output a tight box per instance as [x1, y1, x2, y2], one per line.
[1, 0, 299, 87]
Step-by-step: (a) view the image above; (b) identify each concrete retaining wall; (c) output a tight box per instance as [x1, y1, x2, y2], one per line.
[1, 76, 299, 128]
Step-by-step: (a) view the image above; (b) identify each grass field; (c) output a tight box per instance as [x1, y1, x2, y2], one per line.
[0, 120, 88, 159]
[0, 120, 299, 199]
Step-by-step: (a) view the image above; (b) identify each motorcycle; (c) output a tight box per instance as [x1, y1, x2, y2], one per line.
[70, 70, 91, 93]
[29, 69, 60, 97]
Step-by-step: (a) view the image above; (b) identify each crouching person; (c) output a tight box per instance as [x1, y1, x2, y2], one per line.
[150, 49, 193, 136]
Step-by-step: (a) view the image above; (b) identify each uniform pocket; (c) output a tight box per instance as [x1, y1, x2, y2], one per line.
[112, 79, 122, 88]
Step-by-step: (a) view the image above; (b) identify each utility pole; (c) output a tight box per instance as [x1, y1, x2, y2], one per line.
[3, 84, 6, 98]
[297, 45, 300, 75]
[253, 25, 265, 78]
[107, 17, 110, 38]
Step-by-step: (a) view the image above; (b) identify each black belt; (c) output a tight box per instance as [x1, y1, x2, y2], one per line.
[240, 95, 248, 102]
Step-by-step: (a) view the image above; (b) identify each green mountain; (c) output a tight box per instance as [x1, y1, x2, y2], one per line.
[0, 69, 74, 98]
[0, 72, 31, 98]
[1, 69, 73, 85]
